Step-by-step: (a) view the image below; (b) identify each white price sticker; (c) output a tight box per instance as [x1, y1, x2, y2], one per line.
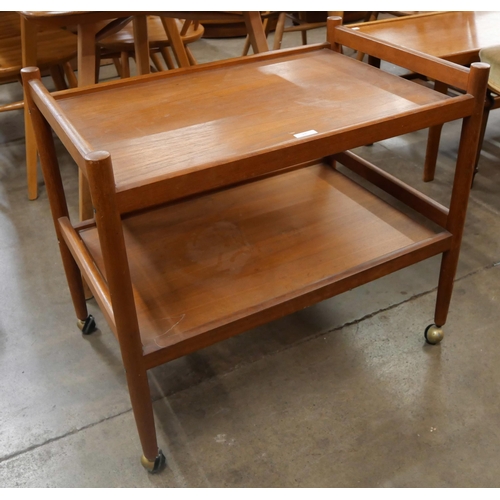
[293, 130, 318, 139]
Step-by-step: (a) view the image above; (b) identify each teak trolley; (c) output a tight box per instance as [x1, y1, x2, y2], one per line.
[23, 18, 489, 472]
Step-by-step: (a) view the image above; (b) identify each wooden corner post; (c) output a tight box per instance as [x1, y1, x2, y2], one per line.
[327, 16, 343, 53]
[434, 62, 490, 327]
[21, 67, 89, 322]
[84, 151, 160, 462]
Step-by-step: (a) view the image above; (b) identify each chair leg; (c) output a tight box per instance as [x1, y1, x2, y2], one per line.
[242, 35, 252, 56]
[63, 61, 78, 88]
[151, 51, 166, 72]
[49, 65, 68, 90]
[301, 30, 308, 45]
[112, 57, 123, 78]
[273, 12, 287, 50]
[25, 106, 38, 201]
[160, 47, 175, 70]
[120, 52, 131, 78]
[185, 46, 197, 66]
[95, 50, 102, 83]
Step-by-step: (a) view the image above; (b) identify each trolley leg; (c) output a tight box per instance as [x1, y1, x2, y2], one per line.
[423, 82, 449, 182]
[423, 124, 443, 182]
[126, 365, 166, 473]
[431, 63, 490, 338]
[21, 68, 90, 329]
[59, 236, 91, 325]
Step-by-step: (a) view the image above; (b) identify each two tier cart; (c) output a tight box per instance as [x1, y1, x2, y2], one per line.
[23, 17, 489, 472]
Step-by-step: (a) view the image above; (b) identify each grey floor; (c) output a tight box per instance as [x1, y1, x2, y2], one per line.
[1, 26, 500, 488]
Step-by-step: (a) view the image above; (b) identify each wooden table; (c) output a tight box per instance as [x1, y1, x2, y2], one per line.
[22, 17, 488, 472]
[19, 11, 268, 213]
[347, 11, 500, 181]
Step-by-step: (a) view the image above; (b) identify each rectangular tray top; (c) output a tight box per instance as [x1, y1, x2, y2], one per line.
[56, 49, 451, 193]
[79, 163, 450, 360]
[351, 11, 500, 61]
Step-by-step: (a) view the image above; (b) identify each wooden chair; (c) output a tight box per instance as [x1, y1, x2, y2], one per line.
[242, 11, 348, 53]
[0, 12, 77, 202]
[0, 13, 77, 111]
[97, 17, 204, 78]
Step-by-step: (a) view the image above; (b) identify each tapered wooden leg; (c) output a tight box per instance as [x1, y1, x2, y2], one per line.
[50, 65, 68, 90]
[21, 68, 88, 321]
[112, 57, 123, 77]
[132, 15, 151, 75]
[125, 365, 161, 465]
[301, 29, 307, 45]
[85, 151, 163, 470]
[61, 240, 89, 321]
[24, 109, 39, 200]
[186, 46, 197, 66]
[63, 61, 78, 88]
[79, 171, 94, 221]
[150, 51, 164, 71]
[423, 81, 448, 182]
[434, 249, 458, 327]
[433, 63, 490, 327]
[160, 17, 190, 68]
[160, 47, 175, 70]
[21, 16, 39, 201]
[242, 12, 269, 54]
[241, 35, 251, 56]
[471, 93, 494, 185]
[423, 124, 443, 182]
[120, 52, 131, 78]
[273, 12, 286, 50]
[77, 23, 98, 225]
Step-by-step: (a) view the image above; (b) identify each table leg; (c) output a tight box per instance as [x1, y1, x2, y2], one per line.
[133, 15, 151, 74]
[77, 24, 98, 87]
[20, 16, 39, 200]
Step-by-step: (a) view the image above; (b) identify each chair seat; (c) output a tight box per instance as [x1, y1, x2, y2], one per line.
[98, 16, 204, 52]
[479, 45, 500, 94]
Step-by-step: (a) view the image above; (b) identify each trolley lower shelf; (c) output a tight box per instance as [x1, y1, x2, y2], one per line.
[79, 162, 451, 366]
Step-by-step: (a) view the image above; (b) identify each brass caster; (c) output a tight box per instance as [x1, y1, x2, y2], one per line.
[141, 449, 166, 473]
[77, 315, 97, 335]
[425, 324, 444, 345]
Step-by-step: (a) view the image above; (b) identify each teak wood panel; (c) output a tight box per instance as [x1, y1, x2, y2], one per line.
[55, 49, 451, 192]
[22, 19, 490, 467]
[79, 164, 445, 358]
[0, 13, 77, 80]
[351, 11, 500, 63]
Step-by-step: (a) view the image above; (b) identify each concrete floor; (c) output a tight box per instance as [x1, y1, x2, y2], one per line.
[1, 26, 500, 488]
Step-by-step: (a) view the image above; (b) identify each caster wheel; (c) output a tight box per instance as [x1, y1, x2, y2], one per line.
[141, 449, 166, 473]
[77, 315, 97, 335]
[425, 324, 444, 345]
